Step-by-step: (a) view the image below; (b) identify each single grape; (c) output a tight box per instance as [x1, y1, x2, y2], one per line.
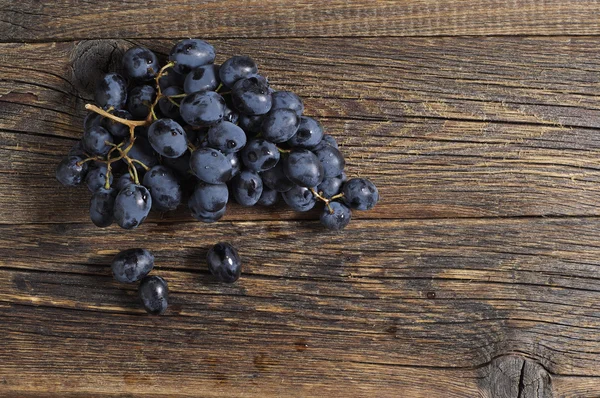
[158, 86, 184, 120]
[342, 178, 379, 210]
[127, 85, 156, 119]
[123, 46, 160, 81]
[231, 170, 263, 206]
[261, 108, 300, 143]
[95, 73, 127, 110]
[111, 248, 155, 283]
[241, 139, 280, 172]
[207, 242, 241, 283]
[283, 149, 324, 187]
[231, 76, 272, 115]
[68, 141, 86, 157]
[238, 114, 264, 137]
[180, 91, 226, 127]
[189, 147, 233, 184]
[56, 156, 89, 187]
[103, 109, 132, 139]
[113, 184, 152, 229]
[282, 185, 316, 212]
[189, 181, 228, 212]
[260, 161, 294, 192]
[314, 145, 345, 178]
[317, 176, 343, 198]
[184, 64, 220, 93]
[207, 121, 247, 154]
[189, 198, 227, 223]
[169, 39, 216, 74]
[317, 134, 339, 149]
[85, 164, 113, 192]
[257, 187, 279, 206]
[320, 202, 352, 231]
[89, 187, 116, 227]
[219, 56, 258, 88]
[142, 165, 182, 211]
[226, 152, 241, 177]
[287, 116, 323, 149]
[162, 151, 192, 178]
[139, 276, 169, 315]
[114, 173, 135, 191]
[124, 135, 158, 171]
[147, 118, 188, 158]
[271, 91, 304, 117]
[84, 112, 104, 132]
[158, 66, 185, 91]
[82, 125, 114, 156]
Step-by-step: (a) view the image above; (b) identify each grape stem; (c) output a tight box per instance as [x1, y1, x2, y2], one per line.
[310, 188, 335, 214]
[145, 61, 176, 123]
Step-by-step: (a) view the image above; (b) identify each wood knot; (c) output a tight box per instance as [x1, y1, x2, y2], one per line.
[478, 355, 552, 398]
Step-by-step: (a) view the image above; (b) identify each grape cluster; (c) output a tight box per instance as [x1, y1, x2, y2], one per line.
[56, 39, 379, 230]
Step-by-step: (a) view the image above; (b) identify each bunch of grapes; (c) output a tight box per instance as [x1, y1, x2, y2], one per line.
[56, 39, 379, 230]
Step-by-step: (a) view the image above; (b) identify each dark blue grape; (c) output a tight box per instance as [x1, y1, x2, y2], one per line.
[190, 181, 228, 212]
[342, 178, 379, 210]
[111, 248, 154, 283]
[68, 141, 86, 157]
[287, 116, 323, 148]
[223, 104, 239, 124]
[320, 202, 351, 231]
[207, 242, 241, 283]
[125, 136, 158, 171]
[115, 173, 135, 191]
[95, 73, 127, 110]
[56, 156, 88, 187]
[158, 86, 184, 119]
[261, 108, 300, 143]
[158, 66, 185, 91]
[189, 197, 227, 223]
[271, 91, 304, 116]
[317, 176, 343, 198]
[231, 76, 272, 115]
[82, 125, 113, 156]
[85, 164, 113, 192]
[207, 121, 247, 154]
[84, 112, 104, 132]
[147, 118, 188, 158]
[283, 149, 324, 187]
[340, 171, 348, 182]
[123, 46, 160, 81]
[189, 147, 233, 184]
[257, 188, 279, 206]
[127, 85, 156, 119]
[238, 114, 264, 136]
[139, 276, 168, 315]
[142, 165, 182, 211]
[219, 56, 258, 88]
[169, 39, 216, 74]
[162, 152, 192, 178]
[319, 134, 339, 149]
[103, 109, 132, 139]
[314, 145, 345, 178]
[113, 184, 152, 229]
[260, 161, 294, 192]
[226, 152, 241, 177]
[180, 91, 226, 127]
[241, 139, 279, 172]
[282, 185, 316, 212]
[184, 64, 220, 93]
[231, 170, 263, 206]
[89, 187, 116, 227]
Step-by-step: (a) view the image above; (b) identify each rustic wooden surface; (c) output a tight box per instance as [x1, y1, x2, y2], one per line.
[1, 1, 600, 397]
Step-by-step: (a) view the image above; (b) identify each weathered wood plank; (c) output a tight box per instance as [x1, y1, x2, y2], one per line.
[1, 218, 600, 396]
[2, 37, 600, 223]
[1, 0, 600, 41]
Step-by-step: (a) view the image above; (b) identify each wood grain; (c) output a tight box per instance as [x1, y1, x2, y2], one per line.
[2, 0, 600, 41]
[3, 37, 600, 224]
[1, 218, 600, 397]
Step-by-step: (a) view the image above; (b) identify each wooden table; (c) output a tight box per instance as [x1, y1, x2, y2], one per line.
[1, 1, 600, 397]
